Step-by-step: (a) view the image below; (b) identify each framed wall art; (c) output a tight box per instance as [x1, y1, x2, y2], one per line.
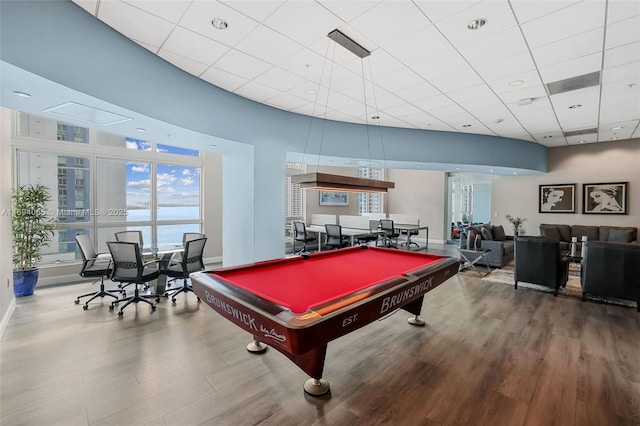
[319, 191, 349, 206]
[538, 184, 576, 213]
[583, 182, 628, 214]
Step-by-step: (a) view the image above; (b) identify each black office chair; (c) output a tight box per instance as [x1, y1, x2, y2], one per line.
[107, 241, 161, 317]
[400, 220, 420, 249]
[165, 232, 206, 291]
[162, 237, 207, 303]
[324, 224, 349, 250]
[356, 220, 380, 246]
[74, 234, 121, 310]
[293, 221, 316, 253]
[115, 230, 144, 249]
[378, 219, 399, 248]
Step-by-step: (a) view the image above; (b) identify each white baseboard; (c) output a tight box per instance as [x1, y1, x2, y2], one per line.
[0, 297, 16, 338]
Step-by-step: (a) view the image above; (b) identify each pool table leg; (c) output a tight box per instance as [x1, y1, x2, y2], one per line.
[304, 378, 330, 396]
[404, 296, 426, 326]
[246, 339, 268, 354]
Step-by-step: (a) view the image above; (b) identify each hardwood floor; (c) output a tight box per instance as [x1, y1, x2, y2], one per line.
[2, 245, 639, 425]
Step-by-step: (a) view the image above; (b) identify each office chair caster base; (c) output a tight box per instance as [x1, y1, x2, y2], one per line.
[83, 305, 89, 310]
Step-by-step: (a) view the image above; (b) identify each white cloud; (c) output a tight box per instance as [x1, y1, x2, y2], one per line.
[182, 169, 191, 176]
[180, 177, 194, 186]
[127, 179, 151, 189]
[130, 163, 150, 173]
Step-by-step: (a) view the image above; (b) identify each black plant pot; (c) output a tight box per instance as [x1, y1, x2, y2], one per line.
[13, 268, 39, 297]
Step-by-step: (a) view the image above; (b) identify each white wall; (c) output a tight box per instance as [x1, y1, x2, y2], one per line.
[387, 169, 447, 244]
[492, 139, 640, 235]
[1, 107, 16, 335]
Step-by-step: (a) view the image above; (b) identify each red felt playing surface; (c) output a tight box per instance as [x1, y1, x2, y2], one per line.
[210, 248, 444, 313]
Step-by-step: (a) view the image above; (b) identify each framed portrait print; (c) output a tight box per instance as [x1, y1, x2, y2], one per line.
[539, 184, 576, 213]
[319, 191, 349, 206]
[583, 182, 628, 214]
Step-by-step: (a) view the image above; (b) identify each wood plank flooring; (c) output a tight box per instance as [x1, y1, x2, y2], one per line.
[2, 245, 639, 425]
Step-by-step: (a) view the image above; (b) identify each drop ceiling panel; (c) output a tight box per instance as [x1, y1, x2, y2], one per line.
[458, 27, 529, 67]
[412, 50, 470, 81]
[234, 81, 281, 102]
[488, 70, 543, 95]
[604, 41, 640, 69]
[262, 2, 344, 46]
[412, 94, 456, 111]
[393, 82, 441, 103]
[157, 50, 209, 77]
[602, 62, 640, 84]
[566, 134, 598, 145]
[343, 50, 405, 79]
[384, 26, 453, 67]
[509, 1, 580, 24]
[123, 0, 191, 24]
[605, 16, 640, 49]
[252, 68, 307, 93]
[162, 27, 229, 65]
[213, 49, 273, 80]
[73, 0, 97, 15]
[531, 27, 604, 69]
[317, 1, 382, 22]
[520, 1, 606, 49]
[97, 1, 175, 48]
[220, 1, 285, 23]
[234, 25, 303, 65]
[264, 92, 308, 110]
[178, 1, 259, 47]
[349, 2, 430, 47]
[372, 68, 427, 93]
[200, 67, 249, 92]
[429, 68, 484, 93]
[447, 83, 499, 104]
[433, 1, 518, 47]
[474, 51, 536, 82]
[538, 53, 602, 84]
[551, 86, 601, 129]
[607, 1, 640, 24]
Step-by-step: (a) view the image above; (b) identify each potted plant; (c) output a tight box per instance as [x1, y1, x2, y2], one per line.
[505, 214, 527, 237]
[11, 184, 57, 297]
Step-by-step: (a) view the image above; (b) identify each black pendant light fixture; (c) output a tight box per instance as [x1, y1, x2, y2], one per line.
[292, 29, 395, 193]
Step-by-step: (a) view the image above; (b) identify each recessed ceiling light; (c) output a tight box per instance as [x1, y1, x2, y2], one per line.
[455, 167, 461, 170]
[209, 144, 217, 148]
[13, 91, 31, 98]
[305, 89, 316, 95]
[494, 119, 504, 124]
[462, 124, 471, 127]
[543, 135, 553, 139]
[371, 115, 380, 120]
[416, 165, 421, 168]
[136, 127, 145, 132]
[610, 137, 619, 140]
[579, 140, 586, 144]
[508, 80, 524, 87]
[467, 18, 487, 30]
[489, 169, 495, 172]
[569, 104, 582, 109]
[611, 126, 623, 130]
[517, 98, 534, 106]
[513, 172, 518, 175]
[211, 18, 228, 30]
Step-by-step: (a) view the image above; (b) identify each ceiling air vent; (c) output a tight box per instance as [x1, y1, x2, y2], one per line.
[546, 71, 600, 95]
[43, 102, 132, 125]
[563, 128, 598, 137]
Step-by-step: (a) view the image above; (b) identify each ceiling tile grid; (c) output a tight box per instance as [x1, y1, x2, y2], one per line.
[74, 0, 640, 148]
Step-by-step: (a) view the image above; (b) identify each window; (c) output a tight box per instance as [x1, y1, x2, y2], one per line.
[358, 167, 384, 214]
[15, 113, 204, 262]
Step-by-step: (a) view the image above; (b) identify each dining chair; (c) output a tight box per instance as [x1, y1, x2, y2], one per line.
[74, 234, 121, 310]
[293, 221, 316, 253]
[162, 237, 207, 303]
[107, 241, 161, 317]
[378, 219, 399, 248]
[324, 224, 349, 250]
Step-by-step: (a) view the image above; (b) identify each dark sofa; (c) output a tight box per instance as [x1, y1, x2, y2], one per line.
[581, 241, 640, 311]
[540, 224, 638, 252]
[459, 224, 514, 268]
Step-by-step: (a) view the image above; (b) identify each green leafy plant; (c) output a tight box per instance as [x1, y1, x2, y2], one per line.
[505, 214, 527, 234]
[11, 184, 57, 271]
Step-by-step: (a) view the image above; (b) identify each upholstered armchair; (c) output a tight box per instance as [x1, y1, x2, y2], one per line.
[514, 236, 570, 296]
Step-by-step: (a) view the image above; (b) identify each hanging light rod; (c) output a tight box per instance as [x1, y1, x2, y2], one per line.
[291, 173, 394, 193]
[327, 29, 370, 58]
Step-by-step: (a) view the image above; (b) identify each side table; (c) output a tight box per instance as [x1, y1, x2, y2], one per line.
[457, 247, 492, 277]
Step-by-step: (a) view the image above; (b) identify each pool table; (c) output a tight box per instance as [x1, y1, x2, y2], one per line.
[190, 245, 459, 396]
